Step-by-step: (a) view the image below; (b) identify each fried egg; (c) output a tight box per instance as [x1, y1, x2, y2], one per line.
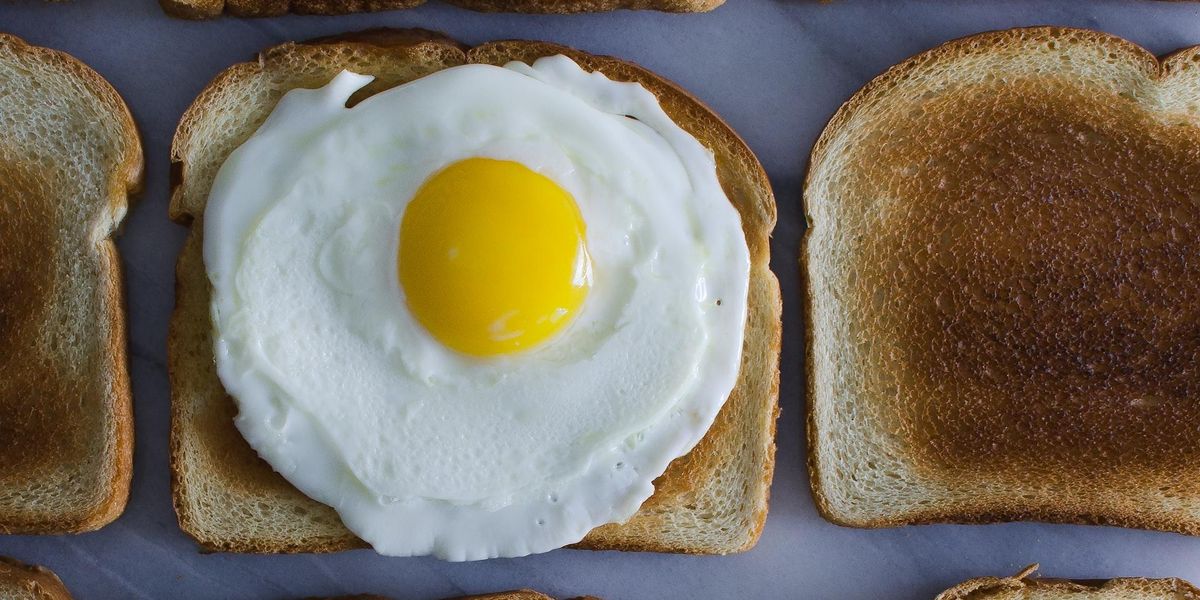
[203, 55, 750, 560]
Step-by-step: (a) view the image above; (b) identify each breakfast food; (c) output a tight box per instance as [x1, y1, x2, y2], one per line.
[160, 0, 723, 19]
[169, 30, 780, 559]
[0, 34, 141, 534]
[806, 27, 1200, 532]
[0, 557, 73, 600]
[937, 565, 1200, 599]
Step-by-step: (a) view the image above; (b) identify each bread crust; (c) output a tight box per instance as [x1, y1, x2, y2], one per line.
[936, 565, 1200, 599]
[806, 27, 1200, 533]
[168, 29, 779, 556]
[0, 557, 74, 600]
[0, 34, 141, 534]
[159, 0, 723, 19]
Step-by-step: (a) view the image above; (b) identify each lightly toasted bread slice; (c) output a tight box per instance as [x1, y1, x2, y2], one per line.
[0, 35, 141, 534]
[936, 564, 1200, 599]
[160, 0, 723, 20]
[0, 557, 74, 600]
[806, 27, 1200, 533]
[168, 29, 780, 556]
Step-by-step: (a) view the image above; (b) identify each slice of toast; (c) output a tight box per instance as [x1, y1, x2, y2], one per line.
[0, 35, 141, 534]
[806, 27, 1200, 532]
[168, 29, 780, 556]
[937, 565, 1200, 599]
[159, 0, 723, 20]
[0, 557, 73, 600]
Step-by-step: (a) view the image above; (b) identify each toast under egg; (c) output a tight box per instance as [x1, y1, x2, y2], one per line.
[168, 29, 780, 556]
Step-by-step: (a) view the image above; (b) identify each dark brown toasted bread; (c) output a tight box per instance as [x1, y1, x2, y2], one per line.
[168, 29, 780, 555]
[0, 34, 141, 535]
[806, 27, 1200, 532]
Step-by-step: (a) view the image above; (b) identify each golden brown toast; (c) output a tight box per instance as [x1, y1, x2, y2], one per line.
[937, 565, 1200, 599]
[0, 557, 73, 600]
[159, 0, 723, 19]
[0, 34, 141, 535]
[806, 27, 1200, 533]
[168, 29, 780, 556]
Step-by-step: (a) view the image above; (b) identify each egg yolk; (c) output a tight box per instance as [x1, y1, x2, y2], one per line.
[399, 158, 591, 357]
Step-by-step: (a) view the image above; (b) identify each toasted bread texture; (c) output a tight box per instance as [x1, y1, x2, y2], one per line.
[937, 565, 1200, 599]
[0, 557, 73, 600]
[806, 26, 1200, 533]
[0, 34, 141, 534]
[168, 29, 780, 556]
[159, 0, 723, 19]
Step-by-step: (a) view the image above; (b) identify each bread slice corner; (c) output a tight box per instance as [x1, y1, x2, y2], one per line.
[0, 557, 74, 600]
[936, 565, 1200, 599]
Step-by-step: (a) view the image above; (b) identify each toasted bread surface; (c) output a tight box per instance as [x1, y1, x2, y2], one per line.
[168, 29, 779, 556]
[160, 0, 722, 19]
[937, 565, 1200, 599]
[0, 557, 73, 600]
[0, 34, 141, 534]
[806, 27, 1200, 532]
